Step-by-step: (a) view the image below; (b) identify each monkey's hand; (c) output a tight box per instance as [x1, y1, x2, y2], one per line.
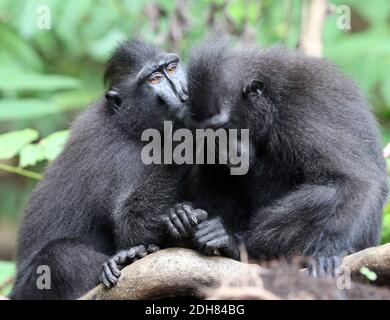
[307, 256, 343, 278]
[163, 202, 208, 240]
[100, 244, 159, 288]
[193, 217, 241, 261]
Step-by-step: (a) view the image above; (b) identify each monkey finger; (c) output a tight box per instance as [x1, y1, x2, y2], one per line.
[308, 258, 324, 278]
[182, 204, 199, 226]
[192, 209, 208, 222]
[321, 257, 335, 278]
[194, 219, 213, 231]
[330, 256, 342, 276]
[108, 259, 121, 278]
[102, 263, 118, 287]
[114, 250, 130, 265]
[147, 244, 160, 253]
[177, 207, 193, 231]
[128, 245, 146, 260]
[165, 216, 181, 239]
[319, 257, 328, 277]
[195, 221, 225, 238]
[182, 202, 207, 226]
[169, 210, 189, 237]
[195, 229, 226, 245]
[203, 242, 221, 256]
[136, 249, 148, 259]
[323, 256, 342, 277]
[100, 273, 112, 289]
[194, 225, 214, 239]
[205, 235, 229, 250]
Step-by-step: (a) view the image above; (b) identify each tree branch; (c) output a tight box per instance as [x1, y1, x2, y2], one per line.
[299, 0, 328, 57]
[81, 244, 390, 300]
[342, 243, 390, 285]
[81, 248, 263, 300]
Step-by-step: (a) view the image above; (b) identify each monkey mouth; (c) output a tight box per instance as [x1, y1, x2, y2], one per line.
[176, 105, 189, 121]
[159, 97, 189, 122]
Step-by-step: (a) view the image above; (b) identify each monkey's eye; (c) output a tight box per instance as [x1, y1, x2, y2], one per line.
[148, 72, 163, 85]
[167, 63, 177, 75]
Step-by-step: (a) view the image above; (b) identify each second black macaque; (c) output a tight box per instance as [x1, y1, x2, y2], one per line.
[183, 39, 387, 277]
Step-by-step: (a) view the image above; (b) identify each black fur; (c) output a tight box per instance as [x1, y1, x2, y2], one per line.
[11, 40, 191, 299]
[185, 39, 388, 276]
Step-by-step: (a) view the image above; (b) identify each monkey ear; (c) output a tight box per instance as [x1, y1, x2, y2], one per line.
[243, 79, 264, 97]
[105, 88, 122, 112]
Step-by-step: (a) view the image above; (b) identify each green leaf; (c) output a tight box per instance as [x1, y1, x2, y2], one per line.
[0, 260, 15, 296]
[19, 143, 46, 168]
[55, 0, 93, 56]
[0, 72, 81, 92]
[81, 3, 118, 47]
[346, 0, 390, 25]
[359, 266, 377, 281]
[159, 0, 176, 12]
[227, 1, 246, 25]
[87, 29, 127, 62]
[52, 90, 99, 111]
[0, 129, 39, 160]
[123, 0, 146, 13]
[382, 74, 390, 108]
[0, 24, 43, 71]
[41, 130, 70, 161]
[19, 0, 42, 39]
[0, 99, 58, 121]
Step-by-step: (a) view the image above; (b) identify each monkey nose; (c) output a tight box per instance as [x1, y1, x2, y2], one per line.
[179, 92, 189, 103]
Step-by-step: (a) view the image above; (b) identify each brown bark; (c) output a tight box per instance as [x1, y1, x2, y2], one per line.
[81, 244, 390, 300]
[342, 243, 390, 285]
[81, 248, 263, 300]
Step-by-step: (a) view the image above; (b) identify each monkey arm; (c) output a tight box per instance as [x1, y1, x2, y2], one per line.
[101, 173, 179, 289]
[112, 165, 188, 249]
[112, 187, 173, 249]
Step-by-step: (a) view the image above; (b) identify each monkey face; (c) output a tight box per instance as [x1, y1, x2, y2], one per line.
[186, 56, 251, 132]
[106, 53, 188, 119]
[103, 41, 190, 135]
[186, 40, 238, 130]
[136, 53, 189, 120]
[186, 41, 274, 151]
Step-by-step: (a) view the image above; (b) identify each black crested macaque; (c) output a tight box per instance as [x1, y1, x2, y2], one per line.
[184, 39, 388, 276]
[11, 39, 206, 299]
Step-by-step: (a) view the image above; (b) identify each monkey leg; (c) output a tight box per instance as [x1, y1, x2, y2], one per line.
[100, 244, 160, 288]
[11, 239, 109, 300]
[244, 182, 381, 278]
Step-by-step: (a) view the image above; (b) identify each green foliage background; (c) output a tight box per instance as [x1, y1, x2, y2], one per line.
[0, 0, 389, 292]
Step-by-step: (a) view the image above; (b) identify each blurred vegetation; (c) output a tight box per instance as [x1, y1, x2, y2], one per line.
[0, 0, 389, 285]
